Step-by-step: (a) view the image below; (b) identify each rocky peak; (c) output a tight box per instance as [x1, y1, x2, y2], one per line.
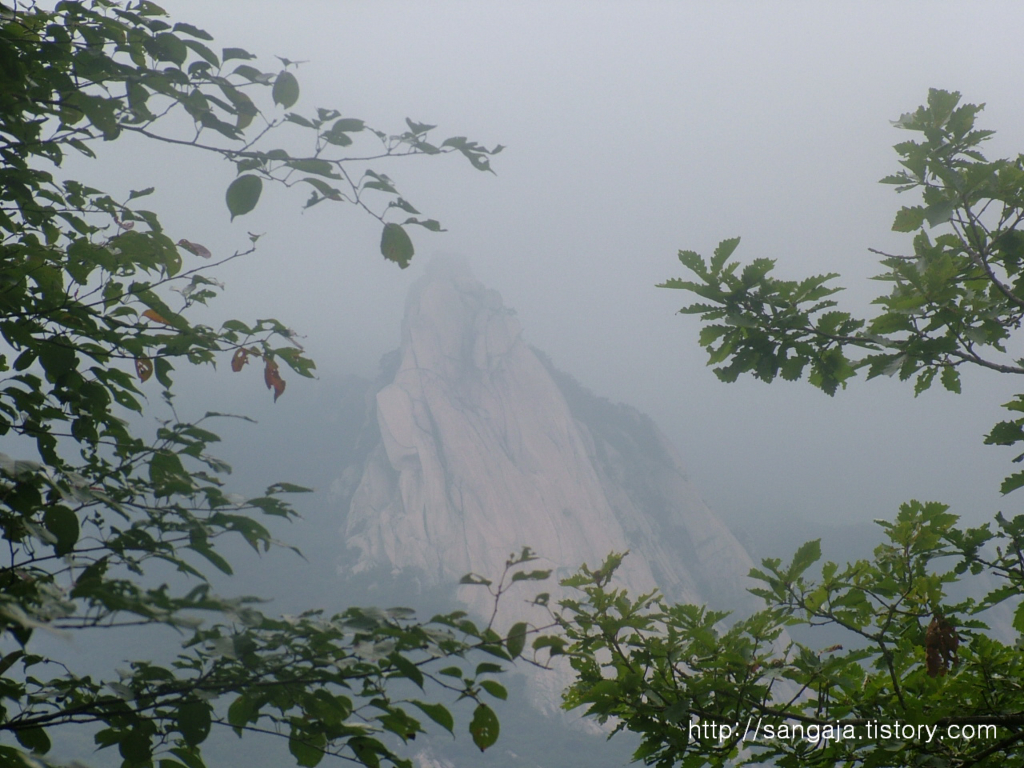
[337, 259, 755, 620]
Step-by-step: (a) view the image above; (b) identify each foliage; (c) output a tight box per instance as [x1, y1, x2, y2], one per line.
[561, 504, 1024, 767]
[558, 90, 1024, 767]
[0, 2, 529, 767]
[659, 88, 1024, 492]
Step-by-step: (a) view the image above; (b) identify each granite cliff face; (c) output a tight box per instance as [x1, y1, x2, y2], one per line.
[334, 259, 754, 618]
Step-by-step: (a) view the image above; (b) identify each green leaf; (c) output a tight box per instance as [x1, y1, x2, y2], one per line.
[227, 695, 257, 736]
[289, 732, 325, 768]
[787, 539, 821, 579]
[150, 450, 193, 496]
[892, 206, 927, 232]
[176, 700, 211, 747]
[285, 113, 314, 128]
[333, 118, 365, 133]
[510, 569, 550, 582]
[223, 47, 256, 60]
[711, 237, 741, 273]
[272, 71, 300, 109]
[390, 198, 419, 215]
[149, 33, 188, 66]
[265, 482, 314, 494]
[362, 170, 397, 194]
[388, 653, 425, 689]
[15, 727, 51, 754]
[940, 366, 961, 394]
[169, 747, 206, 768]
[986, 420, 1024, 446]
[38, 342, 77, 381]
[301, 178, 342, 200]
[1013, 601, 1024, 634]
[226, 175, 263, 220]
[924, 199, 957, 227]
[43, 506, 79, 556]
[232, 64, 272, 84]
[1000, 471, 1024, 495]
[506, 622, 528, 659]
[469, 704, 499, 752]
[406, 118, 437, 134]
[0, 650, 23, 678]
[324, 119, 362, 146]
[173, 22, 214, 41]
[927, 88, 962, 125]
[120, 727, 153, 765]
[286, 159, 338, 177]
[410, 700, 454, 735]
[190, 542, 234, 575]
[380, 223, 414, 268]
[403, 217, 444, 232]
[479, 679, 508, 700]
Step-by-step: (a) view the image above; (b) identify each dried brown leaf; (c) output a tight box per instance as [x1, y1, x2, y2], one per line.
[231, 348, 249, 372]
[135, 357, 153, 382]
[177, 238, 212, 259]
[925, 613, 959, 677]
[264, 358, 286, 402]
[141, 308, 172, 325]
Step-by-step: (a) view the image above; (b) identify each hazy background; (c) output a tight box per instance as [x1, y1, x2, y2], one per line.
[82, 1, 1024, 532]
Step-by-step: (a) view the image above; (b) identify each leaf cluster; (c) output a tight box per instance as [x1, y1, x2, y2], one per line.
[569, 88, 1024, 768]
[1, 0, 500, 268]
[560, 503, 1024, 767]
[662, 89, 1024, 491]
[0, 2, 517, 767]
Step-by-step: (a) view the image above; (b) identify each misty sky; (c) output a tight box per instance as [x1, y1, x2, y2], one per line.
[80, 1, 1024, 530]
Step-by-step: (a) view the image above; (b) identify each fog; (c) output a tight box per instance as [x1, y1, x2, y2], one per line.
[81, 1, 1024, 530]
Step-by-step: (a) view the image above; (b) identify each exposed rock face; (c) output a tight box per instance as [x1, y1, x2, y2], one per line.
[336, 258, 755, 618]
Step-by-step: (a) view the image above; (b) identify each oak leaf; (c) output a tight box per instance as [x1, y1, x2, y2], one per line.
[925, 613, 959, 677]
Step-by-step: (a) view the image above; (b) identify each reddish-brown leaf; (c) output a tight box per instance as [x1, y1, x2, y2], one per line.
[264, 358, 286, 402]
[925, 613, 959, 677]
[141, 308, 172, 325]
[135, 357, 154, 382]
[177, 238, 212, 259]
[231, 348, 249, 372]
